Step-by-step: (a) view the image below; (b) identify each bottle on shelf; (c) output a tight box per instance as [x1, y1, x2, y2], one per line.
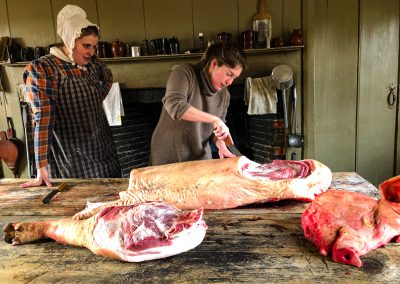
[198, 32, 205, 52]
[252, 0, 272, 48]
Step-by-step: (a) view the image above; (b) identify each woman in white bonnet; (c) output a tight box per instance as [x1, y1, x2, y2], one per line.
[21, 5, 121, 188]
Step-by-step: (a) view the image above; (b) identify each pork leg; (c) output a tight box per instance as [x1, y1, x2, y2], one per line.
[3, 202, 207, 262]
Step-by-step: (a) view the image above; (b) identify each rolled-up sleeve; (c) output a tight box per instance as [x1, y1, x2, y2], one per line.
[162, 65, 193, 120]
[23, 61, 56, 169]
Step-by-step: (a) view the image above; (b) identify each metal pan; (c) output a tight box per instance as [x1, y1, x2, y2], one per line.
[271, 65, 293, 129]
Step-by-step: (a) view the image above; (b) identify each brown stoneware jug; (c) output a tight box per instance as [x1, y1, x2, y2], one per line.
[112, 39, 125, 57]
[272, 36, 285, 48]
[290, 29, 303, 46]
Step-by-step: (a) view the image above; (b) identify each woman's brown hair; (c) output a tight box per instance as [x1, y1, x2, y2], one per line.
[80, 25, 100, 38]
[200, 41, 247, 71]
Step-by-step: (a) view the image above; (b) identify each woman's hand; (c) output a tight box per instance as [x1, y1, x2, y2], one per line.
[20, 167, 52, 188]
[212, 118, 232, 143]
[215, 139, 236, 159]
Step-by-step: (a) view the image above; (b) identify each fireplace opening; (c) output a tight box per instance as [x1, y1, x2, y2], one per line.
[112, 86, 285, 177]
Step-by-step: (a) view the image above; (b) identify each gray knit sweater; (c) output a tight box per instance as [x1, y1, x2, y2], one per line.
[149, 63, 230, 165]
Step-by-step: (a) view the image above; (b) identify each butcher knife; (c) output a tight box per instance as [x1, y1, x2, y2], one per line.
[223, 137, 242, 156]
[42, 182, 68, 204]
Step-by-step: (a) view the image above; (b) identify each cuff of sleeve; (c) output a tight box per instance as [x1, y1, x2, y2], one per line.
[175, 103, 191, 120]
[37, 160, 48, 169]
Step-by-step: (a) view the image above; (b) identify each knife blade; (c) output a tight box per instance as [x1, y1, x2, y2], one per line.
[223, 137, 242, 156]
[42, 183, 68, 204]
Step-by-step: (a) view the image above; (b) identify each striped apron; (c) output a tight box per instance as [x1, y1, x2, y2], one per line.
[48, 62, 121, 178]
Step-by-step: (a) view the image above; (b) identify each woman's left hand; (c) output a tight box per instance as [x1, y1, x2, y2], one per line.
[20, 167, 52, 188]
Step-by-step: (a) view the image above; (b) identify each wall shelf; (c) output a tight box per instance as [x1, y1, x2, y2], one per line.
[0, 46, 303, 67]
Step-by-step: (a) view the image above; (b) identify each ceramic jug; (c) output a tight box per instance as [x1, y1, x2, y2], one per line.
[272, 36, 285, 48]
[34, 46, 45, 59]
[112, 39, 125, 57]
[290, 29, 303, 46]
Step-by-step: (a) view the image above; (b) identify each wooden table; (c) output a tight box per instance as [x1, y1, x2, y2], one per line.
[0, 173, 399, 283]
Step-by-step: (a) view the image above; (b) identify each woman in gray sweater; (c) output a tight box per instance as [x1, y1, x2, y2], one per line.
[150, 42, 247, 166]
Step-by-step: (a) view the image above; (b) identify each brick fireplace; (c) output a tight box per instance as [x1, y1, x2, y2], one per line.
[112, 86, 286, 178]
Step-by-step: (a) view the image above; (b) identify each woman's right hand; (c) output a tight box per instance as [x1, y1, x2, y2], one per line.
[212, 118, 232, 142]
[20, 167, 52, 188]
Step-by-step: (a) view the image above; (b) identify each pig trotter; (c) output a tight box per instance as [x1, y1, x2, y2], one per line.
[2, 222, 45, 245]
[3, 223, 16, 244]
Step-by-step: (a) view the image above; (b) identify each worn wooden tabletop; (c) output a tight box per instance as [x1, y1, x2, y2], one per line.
[0, 173, 399, 283]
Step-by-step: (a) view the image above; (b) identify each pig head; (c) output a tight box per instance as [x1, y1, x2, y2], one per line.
[302, 175, 400, 267]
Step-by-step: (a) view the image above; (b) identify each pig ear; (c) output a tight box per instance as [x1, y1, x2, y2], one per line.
[331, 238, 363, 267]
[380, 176, 400, 203]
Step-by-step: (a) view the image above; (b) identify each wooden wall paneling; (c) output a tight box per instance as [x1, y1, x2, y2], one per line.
[283, 0, 302, 42]
[243, 52, 287, 81]
[193, 0, 237, 44]
[108, 57, 198, 89]
[237, 0, 258, 33]
[265, 0, 282, 39]
[397, 99, 400, 176]
[8, 0, 54, 47]
[237, 0, 283, 43]
[0, 65, 27, 178]
[51, 0, 98, 44]
[302, 0, 315, 158]
[97, 0, 145, 43]
[144, 0, 193, 53]
[312, 0, 358, 171]
[357, 0, 399, 185]
[0, 0, 10, 37]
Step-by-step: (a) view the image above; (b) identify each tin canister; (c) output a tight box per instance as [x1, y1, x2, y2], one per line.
[131, 46, 141, 57]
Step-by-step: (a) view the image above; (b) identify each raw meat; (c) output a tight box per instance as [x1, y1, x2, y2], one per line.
[73, 157, 332, 220]
[302, 175, 400, 267]
[3, 201, 207, 262]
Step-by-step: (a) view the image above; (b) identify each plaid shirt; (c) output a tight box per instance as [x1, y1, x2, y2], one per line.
[23, 55, 113, 169]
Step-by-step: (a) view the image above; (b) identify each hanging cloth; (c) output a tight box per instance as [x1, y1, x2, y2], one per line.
[244, 76, 277, 115]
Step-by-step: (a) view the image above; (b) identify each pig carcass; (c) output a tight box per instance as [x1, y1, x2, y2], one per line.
[73, 157, 332, 220]
[301, 175, 400, 267]
[3, 202, 207, 262]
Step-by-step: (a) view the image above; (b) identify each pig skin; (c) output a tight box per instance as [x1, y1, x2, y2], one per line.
[73, 157, 332, 220]
[301, 175, 400, 267]
[3, 202, 207, 262]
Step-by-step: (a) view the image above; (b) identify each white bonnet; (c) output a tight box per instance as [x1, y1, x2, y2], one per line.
[57, 5, 99, 61]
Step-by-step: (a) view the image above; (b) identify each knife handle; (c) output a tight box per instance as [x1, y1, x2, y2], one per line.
[223, 137, 234, 146]
[42, 190, 59, 204]
[213, 127, 234, 146]
[42, 183, 67, 204]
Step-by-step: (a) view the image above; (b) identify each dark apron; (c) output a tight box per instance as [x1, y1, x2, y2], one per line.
[48, 64, 121, 178]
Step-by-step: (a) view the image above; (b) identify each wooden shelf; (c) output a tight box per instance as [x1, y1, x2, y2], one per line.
[0, 46, 303, 67]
